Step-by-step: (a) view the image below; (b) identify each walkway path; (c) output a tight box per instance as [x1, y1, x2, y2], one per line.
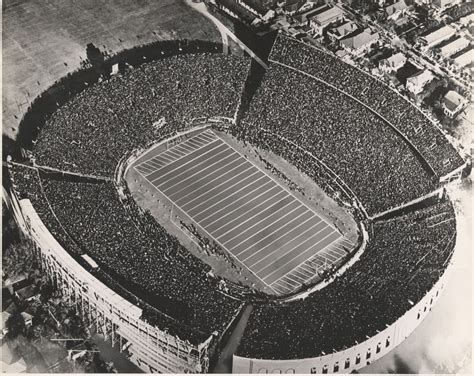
[212, 304, 254, 373]
[185, 0, 268, 69]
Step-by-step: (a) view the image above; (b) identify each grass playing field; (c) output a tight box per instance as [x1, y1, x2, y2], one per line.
[135, 129, 350, 294]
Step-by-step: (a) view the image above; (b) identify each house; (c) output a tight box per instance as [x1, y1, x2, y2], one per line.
[433, 0, 462, 10]
[454, 50, 473, 68]
[327, 20, 359, 41]
[439, 37, 470, 58]
[459, 13, 474, 27]
[419, 25, 456, 50]
[294, 6, 326, 25]
[442, 90, 466, 118]
[237, 0, 276, 21]
[281, 0, 305, 15]
[308, 6, 345, 36]
[406, 69, 435, 95]
[384, 0, 409, 21]
[380, 52, 407, 72]
[340, 28, 380, 56]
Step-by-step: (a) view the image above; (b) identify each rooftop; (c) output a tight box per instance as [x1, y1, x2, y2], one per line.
[309, 6, 344, 25]
[439, 37, 470, 56]
[341, 28, 379, 50]
[385, 0, 408, 16]
[421, 25, 456, 45]
[443, 90, 466, 112]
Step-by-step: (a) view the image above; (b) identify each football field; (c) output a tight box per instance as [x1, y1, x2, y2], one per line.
[135, 129, 345, 294]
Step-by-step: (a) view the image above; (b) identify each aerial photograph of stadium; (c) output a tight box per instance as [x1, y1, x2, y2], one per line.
[1, 0, 472, 374]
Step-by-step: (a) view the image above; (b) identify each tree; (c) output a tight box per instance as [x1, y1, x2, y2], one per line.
[39, 282, 55, 303]
[2, 240, 36, 279]
[6, 312, 26, 340]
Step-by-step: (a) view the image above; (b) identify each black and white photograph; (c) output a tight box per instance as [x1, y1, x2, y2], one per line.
[1, 0, 472, 374]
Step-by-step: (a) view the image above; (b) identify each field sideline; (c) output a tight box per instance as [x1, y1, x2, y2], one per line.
[135, 130, 348, 294]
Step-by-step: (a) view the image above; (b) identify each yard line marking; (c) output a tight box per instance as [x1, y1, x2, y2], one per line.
[154, 146, 232, 186]
[254, 225, 330, 274]
[135, 169, 279, 295]
[220, 197, 294, 244]
[207, 187, 289, 232]
[136, 164, 155, 174]
[196, 179, 278, 225]
[147, 139, 224, 180]
[291, 268, 311, 281]
[147, 159, 167, 169]
[166, 148, 187, 158]
[162, 152, 242, 194]
[217, 134, 339, 234]
[175, 165, 258, 206]
[194, 178, 276, 223]
[184, 170, 266, 214]
[179, 163, 257, 211]
[262, 231, 338, 282]
[281, 276, 300, 287]
[210, 189, 288, 234]
[237, 210, 314, 259]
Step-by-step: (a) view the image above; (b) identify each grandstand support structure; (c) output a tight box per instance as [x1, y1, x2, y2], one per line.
[4, 190, 215, 374]
[232, 242, 456, 374]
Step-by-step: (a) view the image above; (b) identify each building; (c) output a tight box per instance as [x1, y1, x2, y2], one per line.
[327, 20, 359, 41]
[340, 28, 380, 56]
[308, 6, 345, 36]
[384, 0, 409, 20]
[380, 52, 407, 72]
[442, 90, 466, 118]
[281, 0, 305, 14]
[439, 37, 470, 58]
[433, 0, 462, 10]
[454, 49, 473, 68]
[406, 69, 435, 95]
[236, 0, 276, 21]
[459, 13, 474, 27]
[419, 25, 456, 50]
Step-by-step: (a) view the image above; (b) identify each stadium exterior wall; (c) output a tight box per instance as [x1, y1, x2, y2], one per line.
[232, 253, 454, 374]
[8, 193, 213, 374]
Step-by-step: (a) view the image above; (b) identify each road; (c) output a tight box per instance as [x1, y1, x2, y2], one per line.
[185, 0, 268, 69]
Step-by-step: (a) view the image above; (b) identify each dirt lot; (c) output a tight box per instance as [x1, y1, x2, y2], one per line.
[2, 0, 220, 140]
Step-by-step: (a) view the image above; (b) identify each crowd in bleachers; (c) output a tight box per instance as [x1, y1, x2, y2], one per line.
[9, 164, 242, 343]
[269, 34, 464, 178]
[237, 200, 456, 359]
[37, 178, 243, 340]
[34, 53, 249, 177]
[238, 64, 437, 216]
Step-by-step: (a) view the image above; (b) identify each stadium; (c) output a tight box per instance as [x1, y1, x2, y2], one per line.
[4, 27, 470, 374]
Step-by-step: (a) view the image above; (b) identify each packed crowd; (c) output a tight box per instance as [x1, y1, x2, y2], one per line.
[33, 53, 249, 177]
[9, 164, 243, 343]
[37, 178, 243, 340]
[237, 200, 456, 359]
[239, 64, 437, 216]
[269, 34, 464, 178]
